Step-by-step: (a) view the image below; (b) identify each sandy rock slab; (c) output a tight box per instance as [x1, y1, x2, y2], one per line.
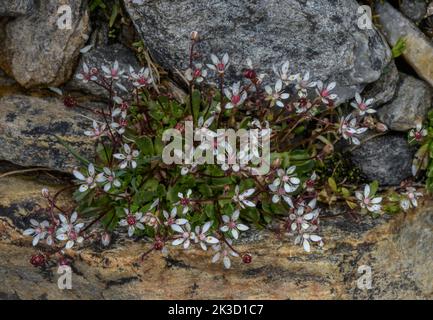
[0, 176, 432, 300]
[0, 0, 90, 88]
[0, 94, 101, 171]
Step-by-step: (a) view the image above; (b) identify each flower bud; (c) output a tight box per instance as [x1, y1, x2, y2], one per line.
[323, 143, 334, 155]
[242, 254, 252, 264]
[41, 188, 50, 198]
[101, 232, 111, 247]
[154, 239, 165, 251]
[63, 96, 77, 108]
[30, 254, 46, 267]
[376, 122, 388, 132]
[190, 31, 199, 41]
[243, 69, 257, 80]
[272, 158, 282, 169]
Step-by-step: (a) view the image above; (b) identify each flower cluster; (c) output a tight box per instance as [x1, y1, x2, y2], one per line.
[23, 32, 423, 269]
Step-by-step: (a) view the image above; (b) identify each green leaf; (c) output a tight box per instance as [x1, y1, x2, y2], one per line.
[136, 136, 154, 156]
[341, 187, 350, 198]
[370, 180, 379, 196]
[391, 37, 406, 58]
[96, 143, 112, 164]
[328, 177, 338, 193]
[109, 3, 119, 28]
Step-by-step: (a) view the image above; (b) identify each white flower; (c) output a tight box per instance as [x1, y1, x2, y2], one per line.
[56, 212, 85, 249]
[185, 63, 207, 84]
[102, 60, 125, 80]
[295, 232, 323, 253]
[175, 189, 193, 214]
[73, 163, 97, 192]
[316, 81, 337, 105]
[288, 198, 320, 232]
[110, 117, 128, 135]
[171, 223, 195, 249]
[409, 122, 428, 143]
[224, 82, 247, 109]
[207, 53, 229, 75]
[197, 115, 215, 130]
[142, 199, 161, 228]
[211, 240, 239, 269]
[163, 207, 188, 229]
[355, 185, 382, 213]
[265, 79, 290, 108]
[338, 114, 368, 145]
[129, 66, 153, 88]
[84, 120, 106, 139]
[119, 209, 145, 237]
[400, 187, 423, 211]
[113, 144, 139, 169]
[194, 221, 219, 251]
[96, 167, 121, 192]
[220, 210, 249, 240]
[23, 219, 49, 246]
[232, 185, 256, 209]
[351, 93, 375, 116]
[268, 166, 300, 204]
[112, 97, 129, 119]
[273, 61, 297, 85]
[294, 72, 316, 97]
[76, 62, 97, 83]
[303, 172, 317, 193]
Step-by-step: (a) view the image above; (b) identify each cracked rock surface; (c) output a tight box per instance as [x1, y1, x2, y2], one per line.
[0, 175, 431, 300]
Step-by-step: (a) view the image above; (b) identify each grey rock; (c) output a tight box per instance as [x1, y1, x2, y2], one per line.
[0, 95, 99, 171]
[0, 0, 34, 16]
[400, 0, 428, 22]
[124, 0, 391, 103]
[0, 68, 16, 87]
[378, 74, 433, 131]
[376, 1, 433, 88]
[67, 43, 140, 98]
[0, 0, 90, 88]
[350, 133, 414, 186]
[362, 60, 399, 107]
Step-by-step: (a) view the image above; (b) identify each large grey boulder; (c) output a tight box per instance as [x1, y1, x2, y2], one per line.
[124, 0, 391, 103]
[378, 74, 433, 131]
[350, 134, 414, 186]
[400, 0, 428, 22]
[0, 95, 99, 171]
[376, 1, 433, 88]
[0, 0, 34, 16]
[0, 0, 90, 88]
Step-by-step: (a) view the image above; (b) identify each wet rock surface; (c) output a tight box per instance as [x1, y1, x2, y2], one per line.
[376, 1, 433, 88]
[350, 133, 414, 186]
[0, 0, 34, 16]
[400, 0, 428, 23]
[0, 176, 432, 299]
[0, 95, 99, 171]
[0, 0, 90, 88]
[378, 74, 433, 131]
[124, 0, 391, 103]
